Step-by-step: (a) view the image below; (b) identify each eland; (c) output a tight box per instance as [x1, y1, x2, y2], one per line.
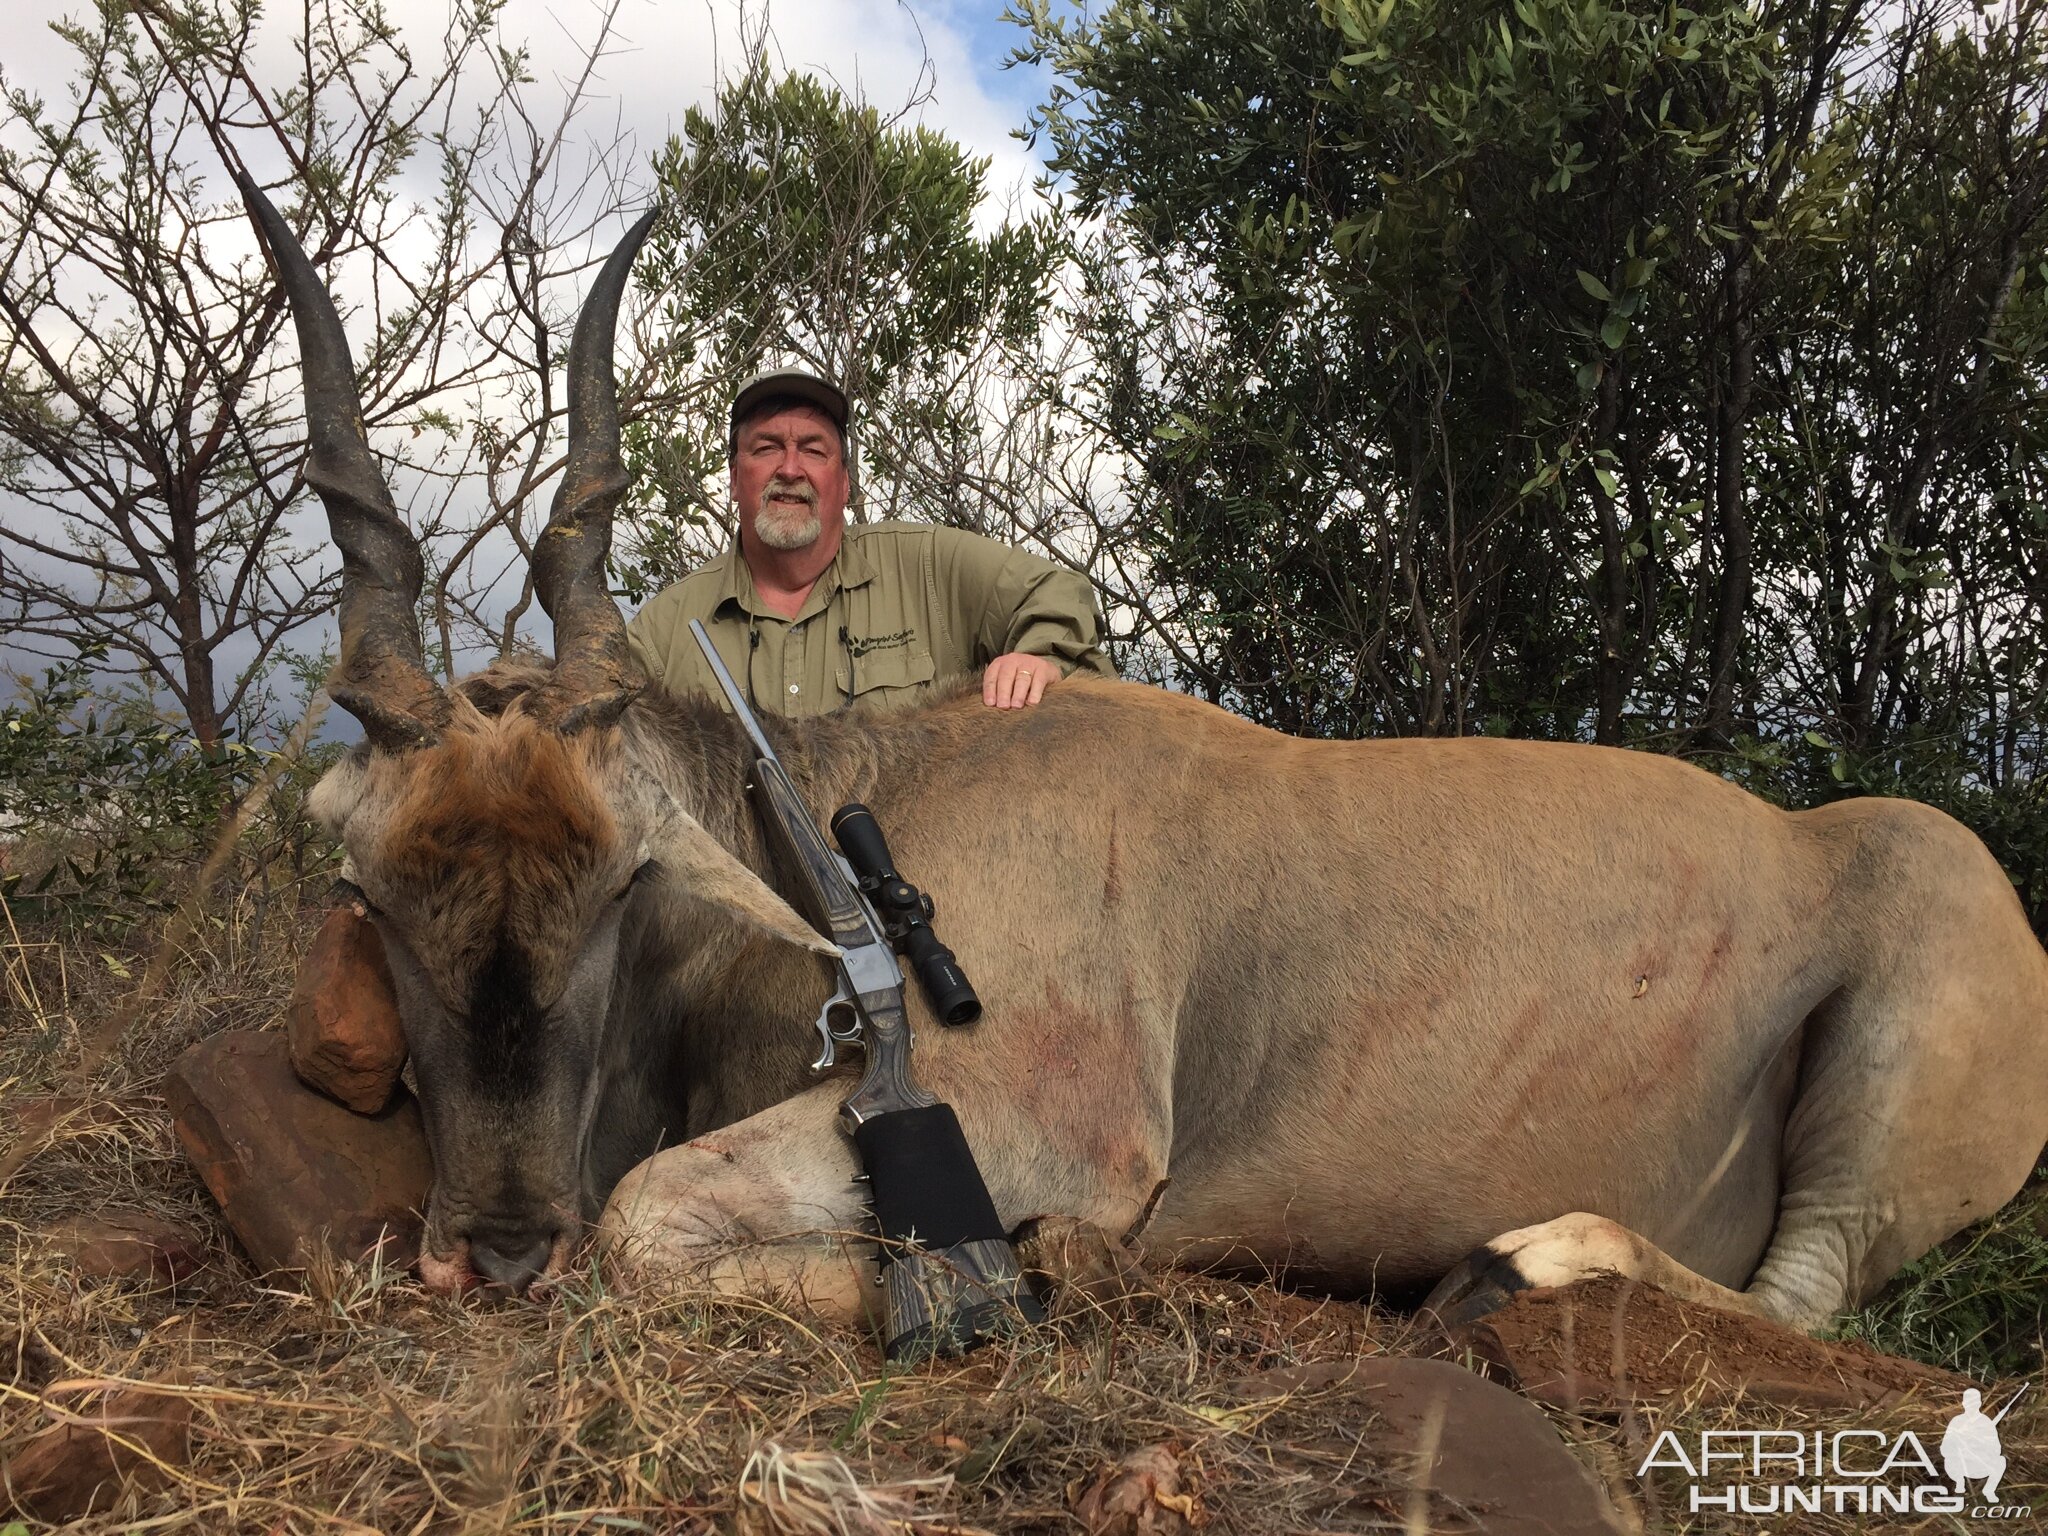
[244, 180, 2048, 1334]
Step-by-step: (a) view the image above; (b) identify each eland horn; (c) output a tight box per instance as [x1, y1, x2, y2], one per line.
[532, 207, 661, 735]
[235, 171, 449, 750]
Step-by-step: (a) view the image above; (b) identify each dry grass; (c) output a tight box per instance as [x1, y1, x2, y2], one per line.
[3, 890, 2044, 1534]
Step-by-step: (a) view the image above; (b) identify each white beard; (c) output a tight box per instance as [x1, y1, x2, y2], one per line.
[754, 486, 822, 550]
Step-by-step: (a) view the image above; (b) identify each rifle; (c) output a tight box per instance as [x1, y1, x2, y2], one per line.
[687, 621, 1044, 1359]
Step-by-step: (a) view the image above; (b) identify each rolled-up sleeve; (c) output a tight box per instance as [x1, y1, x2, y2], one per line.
[932, 527, 1116, 678]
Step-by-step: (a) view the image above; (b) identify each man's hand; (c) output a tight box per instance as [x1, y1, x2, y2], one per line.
[982, 652, 1062, 709]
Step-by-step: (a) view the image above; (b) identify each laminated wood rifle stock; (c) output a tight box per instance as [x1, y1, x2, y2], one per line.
[686, 621, 1043, 1358]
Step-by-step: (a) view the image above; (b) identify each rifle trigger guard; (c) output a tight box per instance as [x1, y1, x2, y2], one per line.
[809, 1007, 839, 1073]
[812, 980, 860, 1072]
[812, 970, 884, 1072]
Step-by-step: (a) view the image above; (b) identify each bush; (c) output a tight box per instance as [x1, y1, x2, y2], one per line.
[0, 656, 339, 936]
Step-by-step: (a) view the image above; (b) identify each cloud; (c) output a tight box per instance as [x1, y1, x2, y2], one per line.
[472, 0, 1046, 213]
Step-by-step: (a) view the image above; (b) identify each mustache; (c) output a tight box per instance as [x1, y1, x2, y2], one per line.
[761, 477, 819, 508]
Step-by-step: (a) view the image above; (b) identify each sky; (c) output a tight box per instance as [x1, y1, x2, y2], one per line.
[0, 0, 1070, 731]
[4, 1, 1051, 177]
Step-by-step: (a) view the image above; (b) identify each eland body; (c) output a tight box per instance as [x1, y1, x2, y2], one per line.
[250, 182, 2048, 1330]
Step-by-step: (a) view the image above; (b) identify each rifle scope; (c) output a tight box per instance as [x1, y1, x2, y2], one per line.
[830, 803, 981, 1026]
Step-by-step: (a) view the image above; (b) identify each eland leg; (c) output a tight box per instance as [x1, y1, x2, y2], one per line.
[598, 1083, 883, 1328]
[598, 1064, 1172, 1331]
[1429, 816, 2048, 1333]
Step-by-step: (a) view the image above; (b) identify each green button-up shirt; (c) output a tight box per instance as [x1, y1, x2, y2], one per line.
[625, 520, 1116, 717]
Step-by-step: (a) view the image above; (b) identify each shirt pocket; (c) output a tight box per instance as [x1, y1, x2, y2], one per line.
[839, 640, 936, 707]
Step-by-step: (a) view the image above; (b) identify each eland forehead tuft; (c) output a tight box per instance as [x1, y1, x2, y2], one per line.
[374, 707, 625, 1003]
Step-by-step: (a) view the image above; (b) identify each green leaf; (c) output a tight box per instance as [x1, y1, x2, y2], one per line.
[1593, 466, 1620, 497]
[1600, 314, 1630, 349]
[1576, 269, 1612, 301]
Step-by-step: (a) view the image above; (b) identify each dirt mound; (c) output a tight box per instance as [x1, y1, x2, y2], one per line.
[1449, 1273, 1971, 1411]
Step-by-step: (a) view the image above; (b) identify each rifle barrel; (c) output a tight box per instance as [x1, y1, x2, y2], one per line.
[688, 619, 779, 763]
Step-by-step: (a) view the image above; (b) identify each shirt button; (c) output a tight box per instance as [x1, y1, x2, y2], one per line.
[788, 684, 800, 695]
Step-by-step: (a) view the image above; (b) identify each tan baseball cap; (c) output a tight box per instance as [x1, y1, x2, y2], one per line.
[729, 368, 849, 447]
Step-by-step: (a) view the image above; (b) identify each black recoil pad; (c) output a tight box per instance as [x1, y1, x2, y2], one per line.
[854, 1103, 1006, 1251]
[854, 1104, 1045, 1358]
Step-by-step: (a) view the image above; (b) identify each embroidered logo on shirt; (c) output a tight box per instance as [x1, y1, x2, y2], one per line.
[846, 628, 916, 658]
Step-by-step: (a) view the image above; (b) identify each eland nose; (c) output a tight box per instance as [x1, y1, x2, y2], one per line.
[467, 1224, 558, 1292]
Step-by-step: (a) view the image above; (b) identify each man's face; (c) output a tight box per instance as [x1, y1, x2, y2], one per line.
[730, 404, 848, 552]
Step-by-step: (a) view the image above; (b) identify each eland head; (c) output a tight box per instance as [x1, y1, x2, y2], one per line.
[239, 177, 832, 1293]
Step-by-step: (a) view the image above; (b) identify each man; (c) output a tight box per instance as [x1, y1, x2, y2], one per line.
[626, 369, 1115, 715]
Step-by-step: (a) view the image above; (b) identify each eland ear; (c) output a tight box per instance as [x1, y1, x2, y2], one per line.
[308, 752, 371, 837]
[657, 816, 839, 957]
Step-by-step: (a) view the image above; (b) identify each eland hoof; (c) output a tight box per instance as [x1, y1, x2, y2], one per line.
[1421, 1242, 1535, 1331]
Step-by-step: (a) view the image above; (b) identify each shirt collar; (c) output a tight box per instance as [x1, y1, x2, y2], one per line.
[834, 522, 879, 590]
[701, 541, 761, 619]
[712, 520, 877, 619]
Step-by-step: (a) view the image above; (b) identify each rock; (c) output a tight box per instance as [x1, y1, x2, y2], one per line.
[288, 904, 407, 1113]
[1232, 1357, 1626, 1536]
[168, 1029, 432, 1274]
[43, 1211, 206, 1283]
[1069, 1444, 1202, 1535]
[1444, 1273, 1969, 1411]
[3, 1378, 193, 1521]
